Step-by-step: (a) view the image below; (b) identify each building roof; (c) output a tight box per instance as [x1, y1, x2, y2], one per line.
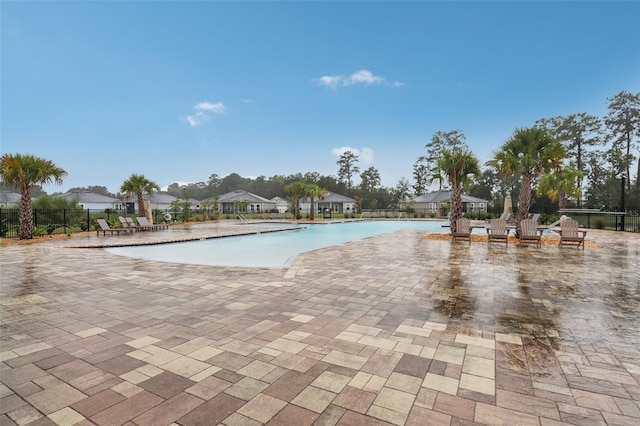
[143, 192, 177, 204]
[218, 190, 274, 204]
[302, 191, 355, 203]
[413, 190, 488, 204]
[0, 190, 22, 204]
[54, 190, 119, 203]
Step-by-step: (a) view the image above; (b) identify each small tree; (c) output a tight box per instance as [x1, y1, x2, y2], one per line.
[170, 188, 193, 222]
[537, 167, 583, 211]
[306, 184, 327, 221]
[0, 153, 67, 239]
[425, 130, 469, 190]
[120, 174, 160, 219]
[488, 127, 565, 223]
[336, 151, 360, 195]
[285, 181, 307, 219]
[605, 90, 640, 191]
[431, 148, 480, 232]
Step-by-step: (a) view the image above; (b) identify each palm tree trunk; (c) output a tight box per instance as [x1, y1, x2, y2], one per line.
[451, 184, 463, 233]
[559, 191, 567, 211]
[310, 197, 315, 220]
[137, 193, 146, 218]
[518, 174, 532, 223]
[295, 198, 300, 219]
[19, 188, 34, 240]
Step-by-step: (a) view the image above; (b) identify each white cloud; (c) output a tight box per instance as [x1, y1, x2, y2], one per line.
[315, 69, 403, 89]
[195, 101, 226, 113]
[184, 101, 226, 126]
[332, 146, 374, 165]
[315, 75, 343, 90]
[344, 70, 383, 86]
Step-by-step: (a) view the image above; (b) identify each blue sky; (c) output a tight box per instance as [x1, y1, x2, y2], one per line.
[2, 1, 639, 195]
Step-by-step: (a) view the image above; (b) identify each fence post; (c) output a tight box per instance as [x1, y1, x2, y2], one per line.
[63, 209, 67, 232]
[87, 209, 90, 231]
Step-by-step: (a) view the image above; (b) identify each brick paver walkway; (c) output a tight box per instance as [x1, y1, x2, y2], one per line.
[1, 221, 639, 425]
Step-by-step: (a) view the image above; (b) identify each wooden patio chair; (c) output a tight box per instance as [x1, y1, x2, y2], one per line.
[519, 219, 541, 248]
[486, 218, 509, 245]
[451, 217, 472, 244]
[559, 218, 587, 249]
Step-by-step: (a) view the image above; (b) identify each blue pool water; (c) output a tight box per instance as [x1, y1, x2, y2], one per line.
[106, 220, 446, 268]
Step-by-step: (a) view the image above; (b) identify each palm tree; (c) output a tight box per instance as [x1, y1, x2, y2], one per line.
[537, 167, 583, 211]
[120, 174, 160, 220]
[488, 127, 565, 223]
[306, 184, 327, 221]
[431, 148, 481, 233]
[285, 181, 307, 219]
[0, 153, 67, 239]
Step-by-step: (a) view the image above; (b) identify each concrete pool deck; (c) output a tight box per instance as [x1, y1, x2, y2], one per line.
[1, 221, 639, 425]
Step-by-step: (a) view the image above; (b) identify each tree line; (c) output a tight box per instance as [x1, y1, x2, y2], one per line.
[168, 90, 640, 215]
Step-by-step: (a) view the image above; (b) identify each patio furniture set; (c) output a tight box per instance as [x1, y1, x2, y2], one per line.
[96, 216, 169, 236]
[452, 214, 587, 248]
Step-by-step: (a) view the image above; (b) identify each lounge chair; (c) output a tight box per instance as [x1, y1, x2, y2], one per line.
[499, 212, 511, 221]
[486, 218, 509, 245]
[519, 219, 541, 248]
[136, 216, 168, 231]
[559, 218, 587, 249]
[119, 216, 139, 231]
[530, 213, 540, 223]
[125, 216, 152, 231]
[451, 217, 472, 244]
[96, 218, 133, 236]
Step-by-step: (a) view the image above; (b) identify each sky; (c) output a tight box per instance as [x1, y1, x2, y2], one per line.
[2, 0, 639, 195]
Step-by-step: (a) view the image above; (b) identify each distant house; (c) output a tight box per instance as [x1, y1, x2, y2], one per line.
[145, 193, 177, 212]
[412, 190, 488, 216]
[54, 190, 119, 211]
[271, 196, 290, 214]
[124, 193, 200, 213]
[299, 191, 357, 214]
[217, 190, 276, 214]
[0, 190, 22, 207]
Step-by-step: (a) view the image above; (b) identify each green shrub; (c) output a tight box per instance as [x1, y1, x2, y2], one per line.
[46, 224, 59, 235]
[593, 219, 605, 229]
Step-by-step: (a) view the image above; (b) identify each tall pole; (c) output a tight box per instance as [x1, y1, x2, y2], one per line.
[621, 176, 626, 231]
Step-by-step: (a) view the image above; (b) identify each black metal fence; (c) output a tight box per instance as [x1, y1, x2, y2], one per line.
[569, 212, 640, 232]
[1, 207, 638, 239]
[0, 208, 171, 238]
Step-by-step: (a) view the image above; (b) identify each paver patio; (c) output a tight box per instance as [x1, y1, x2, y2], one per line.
[1, 221, 639, 425]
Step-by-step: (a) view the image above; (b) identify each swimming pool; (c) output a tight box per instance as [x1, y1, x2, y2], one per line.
[105, 220, 446, 268]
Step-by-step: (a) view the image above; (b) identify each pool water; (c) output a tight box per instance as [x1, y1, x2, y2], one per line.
[106, 220, 446, 268]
